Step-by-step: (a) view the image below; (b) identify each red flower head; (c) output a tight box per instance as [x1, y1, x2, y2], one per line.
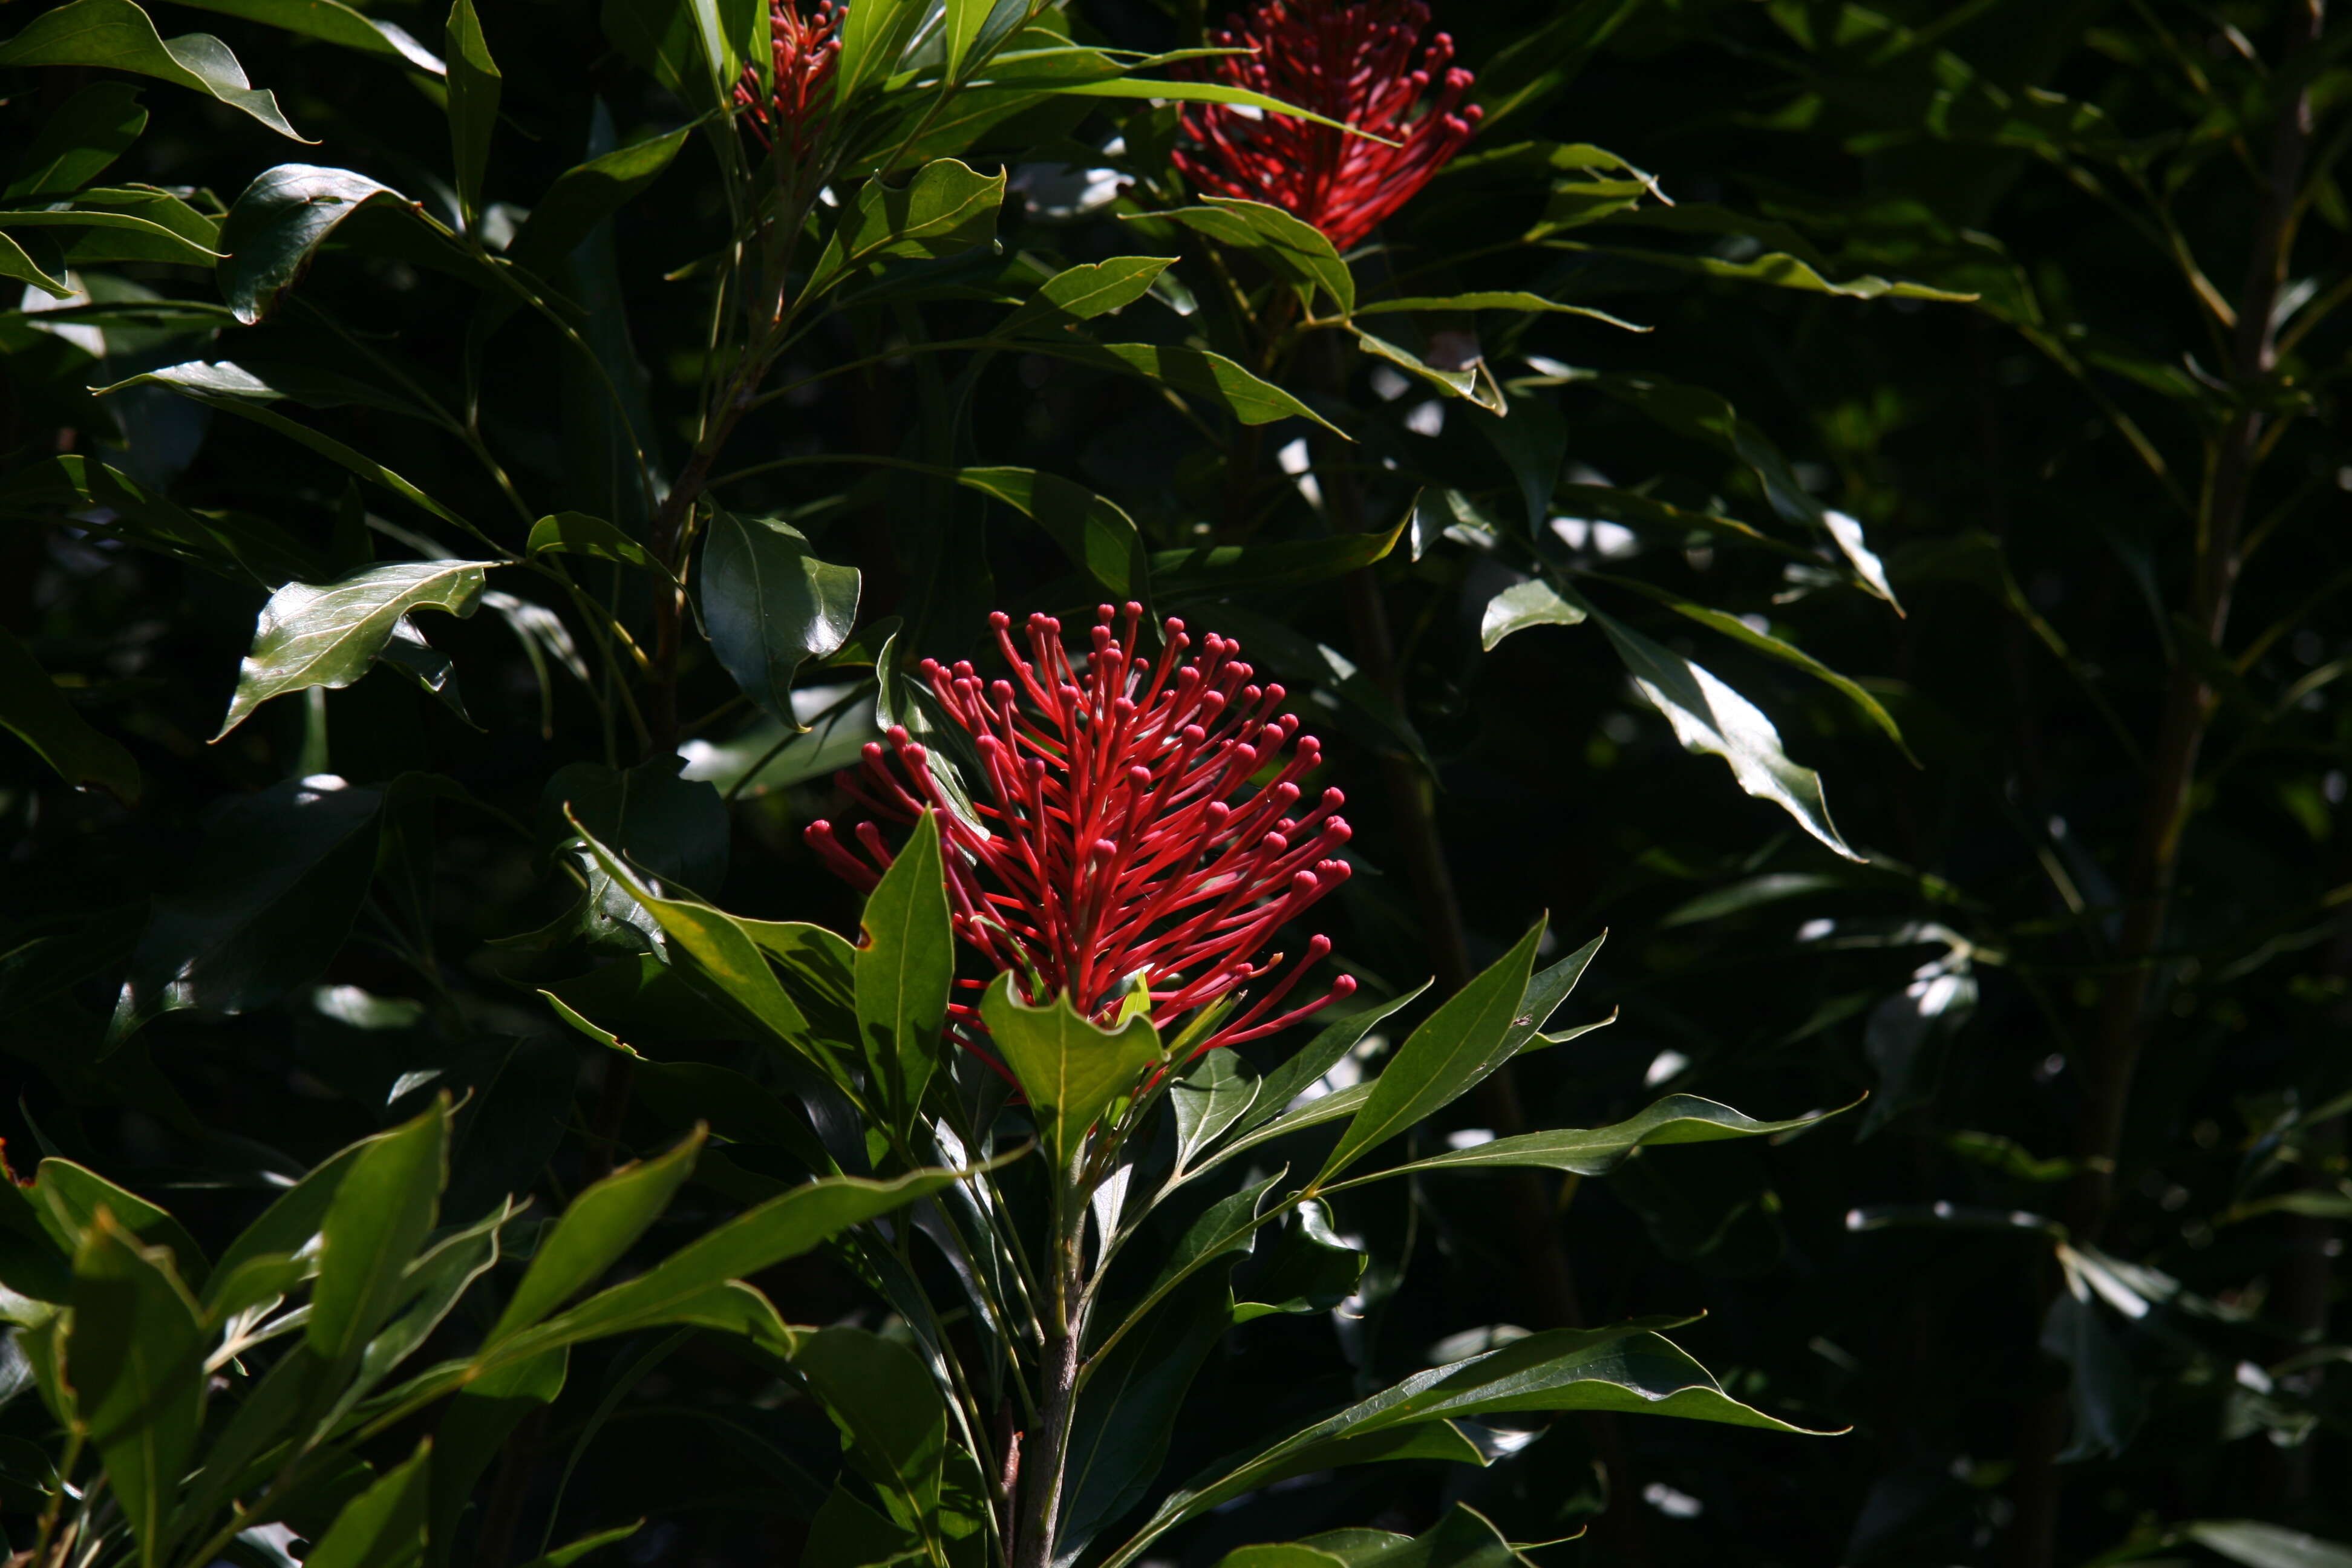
[1172, 0, 1481, 252]
[733, 0, 843, 165]
[807, 604, 1356, 1077]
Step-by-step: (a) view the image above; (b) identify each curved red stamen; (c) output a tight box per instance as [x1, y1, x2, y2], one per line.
[1171, 0, 1481, 252]
[808, 604, 1354, 1065]
[733, 0, 843, 165]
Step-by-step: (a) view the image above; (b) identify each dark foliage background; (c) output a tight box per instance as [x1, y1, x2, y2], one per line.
[3, 1, 2347, 1566]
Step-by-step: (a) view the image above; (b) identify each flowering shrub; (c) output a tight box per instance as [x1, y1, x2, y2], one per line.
[19, 1, 2338, 1567]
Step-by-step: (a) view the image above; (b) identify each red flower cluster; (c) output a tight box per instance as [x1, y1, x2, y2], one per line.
[808, 605, 1356, 1075]
[1173, 0, 1481, 252]
[733, 0, 842, 165]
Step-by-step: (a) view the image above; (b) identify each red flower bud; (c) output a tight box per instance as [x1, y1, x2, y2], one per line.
[1172, 0, 1483, 252]
[733, 0, 842, 165]
[809, 604, 1356, 1075]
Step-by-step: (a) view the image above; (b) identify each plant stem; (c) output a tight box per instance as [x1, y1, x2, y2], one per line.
[1013, 1186, 1086, 1568]
[2009, 10, 2322, 1564]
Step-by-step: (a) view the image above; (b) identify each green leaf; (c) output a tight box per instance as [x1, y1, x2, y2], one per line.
[0, 189, 223, 267]
[499, 1168, 964, 1357]
[1349, 1094, 1852, 1181]
[1151, 515, 1403, 596]
[855, 811, 953, 1138]
[347, 1204, 506, 1402]
[1350, 327, 1503, 413]
[1230, 986, 1427, 1144]
[1577, 242, 1975, 303]
[1099, 1322, 1818, 1568]
[214, 165, 444, 325]
[701, 509, 861, 731]
[792, 1328, 947, 1536]
[111, 774, 385, 1039]
[2187, 1523, 2352, 1568]
[1220, 1550, 1347, 1568]
[955, 466, 1151, 601]
[209, 1138, 371, 1294]
[1057, 76, 1398, 143]
[566, 815, 829, 1067]
[488, 1129, 706, 1341]
[514, 1524, 643, 1568]
[527, 512, 666, 576]
[0, 230, 71, 298]
[809, 159, 1007, 298]
[1021, 339, 1341, 433]
[304, 1438, 433, 1568]
[309, 1099, 448, 1363]
[1296, 1503, 1543, 1568]
[938, 0, 991, 76]
[1589, 573, 1915, 760]
[212, 560, 493, 740]
[1149, 198, 1353, 315]
[0, 0, 307, 142]
[68, 1213, 206, 1568]
[506, 126, 691, 278]
[1317, 920, 1547, 1184]
[167, 0, 443, 71]
[1235, 1199, 1363, 1318]
[1352, 291, 1644, 329]
[999, 256, 1175, 335]
[542, 756, 732, 926]
[31, 1163, 209, 1287]
[0, 622, 139, 802]
[1170, 1050, 1260, 1172]
[1478, 578, 1586, 651]
[97, 361, 480, 535]
[445, 0, 501, 227]
[4, 81, 147, 197]
[832, 0, 927, 108]
[1587, 603, 1861, 861]
[980, 973, 1163, 1170]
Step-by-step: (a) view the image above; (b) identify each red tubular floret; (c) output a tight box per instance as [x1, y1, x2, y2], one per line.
[803, 609, 1353, 1067]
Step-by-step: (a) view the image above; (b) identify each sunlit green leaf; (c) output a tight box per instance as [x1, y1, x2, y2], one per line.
[1348, 1094, 1853, 1182]
[1318, 920, 1546, 1184]
[855, 811, 953, 1139]
[981, 973, 1162, 1169]
[69, 1214, 205, 1568]
[212, 560, 493, 740]
[0, 0, 307, 141]
[489, 1129, 705, 1340]
[445, 0, 501, 227]
[309, 1099, 448, 1363]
